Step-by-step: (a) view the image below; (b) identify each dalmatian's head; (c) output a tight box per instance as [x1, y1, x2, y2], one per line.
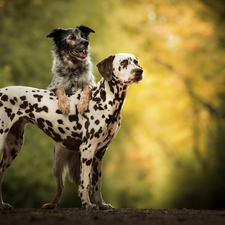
[97, 53, 144, 84]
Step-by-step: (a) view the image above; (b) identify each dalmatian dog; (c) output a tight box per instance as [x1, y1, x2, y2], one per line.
[0, 53, 143, 210]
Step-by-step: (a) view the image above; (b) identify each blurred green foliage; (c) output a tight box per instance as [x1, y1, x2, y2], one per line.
[1, 0, 225, 209]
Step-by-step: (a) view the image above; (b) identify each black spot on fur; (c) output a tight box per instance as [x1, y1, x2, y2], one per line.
[46, 120, 53, 127]
[85, 120, 90, 129]
[20, 96, 26, 101]
[77, 123, 82, 130]
[20, 101, 29, 109]
[100, 89, 106, 102]
[35, 105, 48, 113]
[4, 107, 12, 116]
[94, 126, 103, 138]
[37, 118, 45, 128]
[95, 148, 106, 161]
[4, 107, 15, 121]
[57, 119, 63, 124]
[10, 148, 17, 160]
[2, 95, 8, 102]
[56, 109, 63, 114]
[69, 114, 78, 122]
[17, 111, 23, 115]
[62, 136, 82, 151]
[86, 159, 92, 166]
[95, 120, 100, 125]
[58, 127, 65, 134]
[33, 94, 43, 102]
[4, 128, 9, 133]
[10, 99, 16, 105]
[10, 113, 15, 121]
[1, 95, 8, 102]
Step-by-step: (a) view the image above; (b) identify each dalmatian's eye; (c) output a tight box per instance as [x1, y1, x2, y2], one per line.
[120, 60, 128, 66]
[134, 59, 139, 65]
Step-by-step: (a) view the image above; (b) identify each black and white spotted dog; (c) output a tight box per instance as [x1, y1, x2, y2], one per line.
[44, 25, 96, 209]
[0, 53, 143, 210]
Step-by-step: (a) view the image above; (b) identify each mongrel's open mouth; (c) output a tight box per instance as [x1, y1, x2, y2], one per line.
[70, 49, 88, 59]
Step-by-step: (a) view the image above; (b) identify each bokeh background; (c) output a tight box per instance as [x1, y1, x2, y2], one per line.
[1, 0, 225, 209]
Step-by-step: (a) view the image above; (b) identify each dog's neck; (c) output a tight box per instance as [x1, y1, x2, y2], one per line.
[51, 50, 92, 77]
[92, 75, 129, 117]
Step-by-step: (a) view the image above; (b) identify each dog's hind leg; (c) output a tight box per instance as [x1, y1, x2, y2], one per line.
[91, 149, 115, 210]
[67, 151, 81, 186]
[42, 143, 67, 209]
[0, 119, 27, 209]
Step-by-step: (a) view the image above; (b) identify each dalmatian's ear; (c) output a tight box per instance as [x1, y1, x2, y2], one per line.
[96, 55, 115, 82]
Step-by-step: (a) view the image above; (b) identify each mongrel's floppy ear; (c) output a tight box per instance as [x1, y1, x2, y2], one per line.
[77, 25, 95, 35]
[96, 55, 115, 82]
[46, 28, 67, 46]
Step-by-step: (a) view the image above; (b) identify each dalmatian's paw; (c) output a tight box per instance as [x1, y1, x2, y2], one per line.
[83, 203, 99, 210]
[0, 202, 14, 210]
[77, 85, 92, 114]
[99, 203, 115, 210]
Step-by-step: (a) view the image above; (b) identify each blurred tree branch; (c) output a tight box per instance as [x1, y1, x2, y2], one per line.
[200, 0, 225, 18]
[153, 57, 218, 117]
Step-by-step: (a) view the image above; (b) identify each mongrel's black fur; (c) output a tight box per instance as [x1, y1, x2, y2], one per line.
[47, 25, 96, 94]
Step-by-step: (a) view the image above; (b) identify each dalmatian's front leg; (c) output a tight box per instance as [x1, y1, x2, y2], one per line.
[78, 150, 99, 210]
[91, 150, 115, 210]
[77, 85, 92, 114]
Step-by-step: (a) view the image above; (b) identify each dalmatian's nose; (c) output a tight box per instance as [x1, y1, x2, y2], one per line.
[132, 68, 143, 76]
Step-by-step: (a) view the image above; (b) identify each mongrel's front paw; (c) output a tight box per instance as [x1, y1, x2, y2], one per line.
[58, 98, 70, 115]
[77, 100, 88, 114]
[55, 87, 70, 115]
[77, 85, 92, 114]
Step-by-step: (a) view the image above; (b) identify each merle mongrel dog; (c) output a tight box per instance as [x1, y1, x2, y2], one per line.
[42, 25, 96, 209]
[47, 25, 96, 98]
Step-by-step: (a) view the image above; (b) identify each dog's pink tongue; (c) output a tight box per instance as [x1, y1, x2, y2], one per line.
[79, 51, 87, 58]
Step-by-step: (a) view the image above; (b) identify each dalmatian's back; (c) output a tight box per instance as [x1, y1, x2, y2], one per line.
[0, 86, 120, 152]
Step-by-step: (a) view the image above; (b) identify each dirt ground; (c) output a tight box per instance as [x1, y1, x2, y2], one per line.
[1, 208, 225, 225]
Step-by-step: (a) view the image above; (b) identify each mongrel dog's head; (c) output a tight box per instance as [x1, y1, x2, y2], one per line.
[97, 53, 144, 84]
[47, 25, 95, 61]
